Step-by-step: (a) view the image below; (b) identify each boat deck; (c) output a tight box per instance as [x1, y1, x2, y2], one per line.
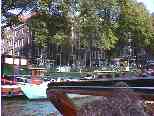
[47, 77, 154, 116]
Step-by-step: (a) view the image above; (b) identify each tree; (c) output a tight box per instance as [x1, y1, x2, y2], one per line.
[116, 0, 154, 53]
[146, 13, 154, 55]
[79, 0, 119, 50]
[2, 0, 154, 60]
[2, 0, 119, 50]
[28, 13, 71, 47]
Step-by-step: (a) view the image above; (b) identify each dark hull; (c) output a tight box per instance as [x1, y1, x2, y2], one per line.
[1, 85, 24, 97]
[47, 77, 154, 116]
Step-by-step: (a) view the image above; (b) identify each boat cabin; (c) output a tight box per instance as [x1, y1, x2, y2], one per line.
[30, 67, 47, 84]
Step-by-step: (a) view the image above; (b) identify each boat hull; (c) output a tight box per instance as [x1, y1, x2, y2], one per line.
[47, 77, 154, 116]
[20, 82, 49, 100]
[1, 85, 24, 97]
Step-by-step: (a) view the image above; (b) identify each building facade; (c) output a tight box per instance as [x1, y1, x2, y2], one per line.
[1, 24, 32, 57]
[1, 24, 32, 75]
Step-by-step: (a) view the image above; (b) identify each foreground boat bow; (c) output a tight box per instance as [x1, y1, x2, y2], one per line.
[47, 77, 154, 116]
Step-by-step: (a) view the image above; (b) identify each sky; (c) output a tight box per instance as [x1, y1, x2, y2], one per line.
[136, 0, 154, 13]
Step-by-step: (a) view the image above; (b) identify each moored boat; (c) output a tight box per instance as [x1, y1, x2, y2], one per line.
[1, 84, 23, 97]
[1, 75, 24, 97]
[19, 67, 49, 100]
[19, 81, 49, 99]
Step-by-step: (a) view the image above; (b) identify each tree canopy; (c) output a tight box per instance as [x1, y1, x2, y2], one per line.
[2, 0, 154, 57]
[117, 0, 154, 47]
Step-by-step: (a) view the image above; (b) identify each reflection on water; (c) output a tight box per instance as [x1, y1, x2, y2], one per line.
[1, 97, 61, 116]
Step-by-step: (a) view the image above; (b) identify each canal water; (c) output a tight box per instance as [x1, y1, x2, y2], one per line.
[1, 97, 62, 116]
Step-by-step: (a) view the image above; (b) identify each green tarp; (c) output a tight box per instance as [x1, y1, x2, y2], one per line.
[2, 64, 30, 75]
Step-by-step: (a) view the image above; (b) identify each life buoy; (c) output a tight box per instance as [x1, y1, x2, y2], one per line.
[8, 89, 14, 96]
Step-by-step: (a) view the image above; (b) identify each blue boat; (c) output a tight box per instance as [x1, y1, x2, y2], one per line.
[19, 67, 50, 100]
[20, 81, 49, 100]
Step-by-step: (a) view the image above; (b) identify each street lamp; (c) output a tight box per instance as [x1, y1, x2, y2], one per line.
[127, 32, 132, 71]
[128, 32, 132, 57]
[12, 25, 15, 80]
[123, 32, 133, 71]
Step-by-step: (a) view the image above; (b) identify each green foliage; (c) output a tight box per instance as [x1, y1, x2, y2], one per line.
[99, 28, 118, 49]
[35, 0, 154, 52]
[53, 32, 67, 45]
[147, 14, 154, 53]
[2, 0, 154, 56]
[79, 0, 119, 49]
[28, 12, 71, 47]
[117, 0, 154, 48]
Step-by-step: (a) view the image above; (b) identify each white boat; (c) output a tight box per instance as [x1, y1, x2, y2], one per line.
[19, 81, 49, 100]
[56, 66, 71, 72]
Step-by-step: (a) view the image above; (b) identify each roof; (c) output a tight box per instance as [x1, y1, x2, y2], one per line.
[29, 67, 46, 70]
